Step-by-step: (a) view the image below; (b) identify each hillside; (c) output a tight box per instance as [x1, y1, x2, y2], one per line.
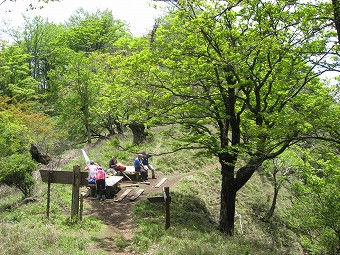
[0, 134, 309, 255]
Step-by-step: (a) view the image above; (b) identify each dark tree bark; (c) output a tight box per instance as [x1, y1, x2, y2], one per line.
[29, 143, 51, 165]
[128, 121, 147, 145]
[332, 0, 340, 43]
[265, 165, 280, 221]
[219, 159, 237, 235]
[105, 116, 116, 136]
[266, 185, 278, 221]
[115, 120, 124, 135]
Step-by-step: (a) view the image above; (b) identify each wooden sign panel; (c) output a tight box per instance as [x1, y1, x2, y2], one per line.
[40, 170, 88, 186]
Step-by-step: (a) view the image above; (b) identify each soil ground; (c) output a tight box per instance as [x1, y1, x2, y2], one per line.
[82, 171, 186, 255]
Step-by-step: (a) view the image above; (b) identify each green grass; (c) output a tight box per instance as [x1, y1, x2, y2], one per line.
[0, 181, 106, 255]
[0, 126, 303, 254]
[130, 165, 302, 255]
[0, 186, 23, 212]
[62, 126, 216, 177]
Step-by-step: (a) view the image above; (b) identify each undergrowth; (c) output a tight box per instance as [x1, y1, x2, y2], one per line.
[132, 169, 302, 255]
[0, 126, 303, 254]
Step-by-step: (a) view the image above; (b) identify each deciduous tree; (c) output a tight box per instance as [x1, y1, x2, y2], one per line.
[146, 0, 337, 235]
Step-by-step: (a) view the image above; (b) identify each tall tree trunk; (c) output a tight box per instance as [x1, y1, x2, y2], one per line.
[115, 121, 124, 135]
[332, 0, 340, 43]
[83, 109, 92, 143]
[105, 116, 116, 136]
[219, 158, 237, 235]
[128, 121, 147, 145]
[81, 103, 91, 143]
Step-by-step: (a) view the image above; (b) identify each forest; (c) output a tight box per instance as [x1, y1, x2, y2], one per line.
[0, 0, 339, 254]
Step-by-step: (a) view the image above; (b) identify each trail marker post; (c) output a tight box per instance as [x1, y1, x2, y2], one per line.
[147, 187, 171, 229]
[40, 165, 88, 220]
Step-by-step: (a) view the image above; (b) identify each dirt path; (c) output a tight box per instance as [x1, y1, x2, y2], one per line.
[82, 163, 220, 255]
[82, 172, 179, 254]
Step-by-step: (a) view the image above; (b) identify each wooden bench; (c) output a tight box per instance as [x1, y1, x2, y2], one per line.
[116, 166, 141, 181]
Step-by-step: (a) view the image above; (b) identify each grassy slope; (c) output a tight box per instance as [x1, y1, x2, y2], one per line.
[0, 127, 302, 255]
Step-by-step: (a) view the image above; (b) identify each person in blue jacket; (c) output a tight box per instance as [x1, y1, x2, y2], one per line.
[134, 154, 147, 182]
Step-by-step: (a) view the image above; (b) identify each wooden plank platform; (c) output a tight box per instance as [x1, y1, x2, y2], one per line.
[129, 189, 144, 201]
[122, 183, 139, 188]
[114, 189, 132, 202]
[140, 181, 150, 185]
[155, 177, 167, 188]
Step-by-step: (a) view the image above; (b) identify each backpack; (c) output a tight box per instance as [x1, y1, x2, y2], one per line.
[115, 163, 126, 171]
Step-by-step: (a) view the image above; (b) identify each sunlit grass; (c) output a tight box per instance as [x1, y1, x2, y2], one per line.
[0, 125, 302, 254]
[131, 166, 301, 255]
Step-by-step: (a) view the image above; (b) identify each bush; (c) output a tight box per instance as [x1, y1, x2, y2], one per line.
[0, 154, 37, 197]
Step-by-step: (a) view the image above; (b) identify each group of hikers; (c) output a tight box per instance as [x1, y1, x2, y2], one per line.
[84, 151, 156, 200]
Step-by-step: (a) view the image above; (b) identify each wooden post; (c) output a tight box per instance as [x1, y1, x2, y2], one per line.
[40, 168, 88, 219]
[164, 187, 170, 230]
[46, 171, 52, 219]
[79, 194, 84, 221]
[71, 165, 81, 220]
[147, 187, 171, 230]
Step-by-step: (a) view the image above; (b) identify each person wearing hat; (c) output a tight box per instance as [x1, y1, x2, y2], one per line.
[141, 151, 156, 179]
[134, 154, 147, 182]
[84, 159, 99, 184]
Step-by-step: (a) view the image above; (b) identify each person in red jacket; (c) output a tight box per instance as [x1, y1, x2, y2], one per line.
[95, 167, 106, 201]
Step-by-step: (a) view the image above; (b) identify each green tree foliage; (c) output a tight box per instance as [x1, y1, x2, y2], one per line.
[48, 9, 132, 143]
[2, 15, 66, 112]
[289, 145, 340, 255]
[104, 36, 167, 144]
[15, 16, 63, 94]
[0, 44, 38, 101]
[144, 0, 338, 235]
[0, 97, 31, 156]
[0, 97, 38, 196]
[61, 8, 130, 53]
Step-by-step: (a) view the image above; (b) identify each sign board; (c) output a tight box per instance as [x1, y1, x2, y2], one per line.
[40, 169, 89, 186]
[40, 166, 85, 220]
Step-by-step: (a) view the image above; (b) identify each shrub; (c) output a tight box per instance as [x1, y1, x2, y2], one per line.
[0, 154, 37, 197]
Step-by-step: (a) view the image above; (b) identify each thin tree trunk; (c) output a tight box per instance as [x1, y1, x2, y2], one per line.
[84, 110, 91, 143]
[266, 188, 278, 220]
[265, 167, 279, 220]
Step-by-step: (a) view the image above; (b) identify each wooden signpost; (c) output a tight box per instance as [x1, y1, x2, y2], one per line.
[40, 165, 88, 220]
[148, 187, 171, 229]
